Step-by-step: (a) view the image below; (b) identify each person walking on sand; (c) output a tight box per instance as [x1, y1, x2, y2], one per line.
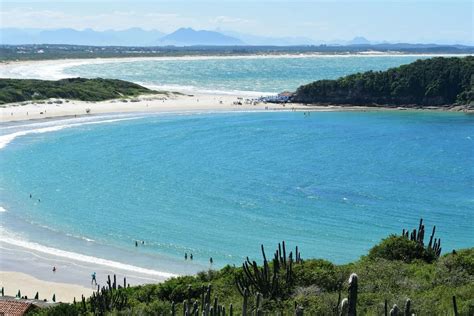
[91, 272, 97, 285]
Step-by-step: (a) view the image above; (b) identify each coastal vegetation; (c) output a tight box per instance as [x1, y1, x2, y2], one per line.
[27, 219, 473, 315]
[292, 56, 474, 107]
[0, 78, 157, 104]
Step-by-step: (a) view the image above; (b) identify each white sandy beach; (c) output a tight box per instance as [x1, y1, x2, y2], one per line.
[0, 271, 93, 303]
[0, 92, 301, 123]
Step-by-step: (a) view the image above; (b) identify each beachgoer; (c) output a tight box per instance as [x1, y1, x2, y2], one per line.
[38, 199, 41, 202]
[29, 194, 32, 198]
[190, 254, 193, 260]
[91, 272, 97, 285]
[135, 241, 138, 247]
[52, 266, 56, 273]
[185, 253, 188, 260]
[210, 257, 213, 265]
[141, 240, 144, 245]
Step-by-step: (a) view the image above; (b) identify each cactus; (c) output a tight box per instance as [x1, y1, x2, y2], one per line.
[390, 304, 400, 316]
[242, 288, 248, 316]
[81, 295, 86, 312]
[453, 296, 458, 316]
[339, 298, 349, 316]
[404, 299, 411, 316]
[213, 297, 218, 313]
[236, 241, 300, 299]
[402, 218, 441, 258]
[255, 292, 261, 311]
[89, 278, 129, 314]
[348, 273, 358, 316]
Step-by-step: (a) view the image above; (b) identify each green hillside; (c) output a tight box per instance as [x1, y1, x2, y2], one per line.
[293, 56, 474, 107]
[0, 78, 157, 104]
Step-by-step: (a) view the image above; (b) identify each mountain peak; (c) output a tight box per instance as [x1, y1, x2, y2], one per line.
[159, 28, 244, 46]
[349, 36, 371, 45]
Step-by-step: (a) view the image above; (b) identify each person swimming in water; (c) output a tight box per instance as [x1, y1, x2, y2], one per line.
[52, 266, 56, 273]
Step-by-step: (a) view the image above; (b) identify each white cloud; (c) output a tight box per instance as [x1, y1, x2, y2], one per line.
[211, 15, 250, 24]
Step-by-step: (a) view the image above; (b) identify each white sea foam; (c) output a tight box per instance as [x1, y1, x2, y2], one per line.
[143, 83, 275, 97]
[1, 53, 469, 93]
[0, 229, 177, 278]
[0, 116, 143, 150]
[0, 206, 6, 212]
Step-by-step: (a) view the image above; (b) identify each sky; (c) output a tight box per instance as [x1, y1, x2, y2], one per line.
[1, 0, 473, 44]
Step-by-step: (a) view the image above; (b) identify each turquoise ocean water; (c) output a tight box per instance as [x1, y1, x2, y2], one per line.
[1, 56, 473, 276]
[64, 55, 431, 94]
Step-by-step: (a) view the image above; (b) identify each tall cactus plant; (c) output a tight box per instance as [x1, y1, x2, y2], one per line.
[235, 241, 300, 299]
[401, 218, 442, 257]
[338, 273, 358, 316]
[347, 273, 358, 316]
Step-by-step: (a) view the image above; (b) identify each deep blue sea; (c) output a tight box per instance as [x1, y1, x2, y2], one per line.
[1, 111, 473, 275]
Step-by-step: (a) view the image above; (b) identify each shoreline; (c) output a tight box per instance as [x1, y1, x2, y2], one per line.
[0, 238, 182, 303]
[0, 271, 93, 303]
[1, 95, 471, 124]
[1, 88, 471, 123]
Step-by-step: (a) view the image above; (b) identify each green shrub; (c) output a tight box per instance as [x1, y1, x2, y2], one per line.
[368, 235, 438, 263]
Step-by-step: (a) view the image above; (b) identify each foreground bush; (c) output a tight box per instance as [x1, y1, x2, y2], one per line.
[28, 221, 474, 315]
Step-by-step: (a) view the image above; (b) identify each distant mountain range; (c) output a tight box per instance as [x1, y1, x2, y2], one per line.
[159, 28, 243, 46]
[1, 27, 472, 47]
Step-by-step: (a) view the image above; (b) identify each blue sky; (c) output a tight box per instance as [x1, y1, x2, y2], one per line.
[1, 1, 473, 44]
